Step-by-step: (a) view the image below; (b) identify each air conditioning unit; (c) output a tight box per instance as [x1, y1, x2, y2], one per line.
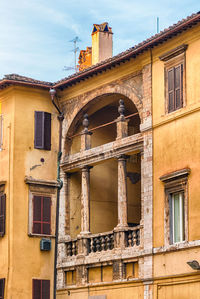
[40, 238, 51, 251]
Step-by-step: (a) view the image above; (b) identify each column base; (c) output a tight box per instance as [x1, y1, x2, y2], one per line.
[114, 224, 129, 232]
[79, 231, 91, 236]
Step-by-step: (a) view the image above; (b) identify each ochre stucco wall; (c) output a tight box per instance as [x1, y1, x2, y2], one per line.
[0, 86, 59, 298]
[152, 25, 200, 248]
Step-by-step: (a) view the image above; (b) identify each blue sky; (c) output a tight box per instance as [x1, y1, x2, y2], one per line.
[0, 0, 199, 82]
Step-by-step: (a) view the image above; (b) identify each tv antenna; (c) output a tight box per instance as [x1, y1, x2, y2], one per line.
[156, 17, 159, 33]
[63, 36, 81, 73]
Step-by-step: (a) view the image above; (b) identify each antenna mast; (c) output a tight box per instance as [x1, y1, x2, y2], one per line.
[63, 36, 81, 73]
[157, 17, 159, 33]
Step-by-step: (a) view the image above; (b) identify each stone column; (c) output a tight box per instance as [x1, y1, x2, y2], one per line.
[117, 155, 128, 228]
[80, 166, 91, 235]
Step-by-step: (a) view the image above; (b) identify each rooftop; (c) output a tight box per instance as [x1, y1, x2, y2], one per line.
[1, 11, 200, 91]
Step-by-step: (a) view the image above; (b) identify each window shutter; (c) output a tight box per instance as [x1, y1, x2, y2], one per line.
[174, 64, 182, 109]
[42, 280, 50, 299]
[42, 197, 51, 235]
[34, 112, 51, 150]
[35, 111, 44, 149]
[33, 279, 50, 299]
[0, 279, 5, 299]
[168, 68, 174, 112]
[33, 196, 42, 234]
[33, 279, 41, 299]
[0, 194, 6, 236]
[44, 112, 51, 150]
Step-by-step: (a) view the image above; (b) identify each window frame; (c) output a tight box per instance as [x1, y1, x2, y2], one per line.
[25, 177, 58, 238]
[160, 168, 190, 246]
[159, 44, 187, 114]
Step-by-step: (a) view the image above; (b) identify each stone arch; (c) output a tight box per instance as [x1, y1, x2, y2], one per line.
[63, 83, 143, 143]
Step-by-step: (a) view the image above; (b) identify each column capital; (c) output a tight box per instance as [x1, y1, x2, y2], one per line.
[81, 165, 93, 172]
[116, 154, 129, 161]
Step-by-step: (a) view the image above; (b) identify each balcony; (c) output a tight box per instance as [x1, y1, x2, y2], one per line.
[65, 225, 142, 261]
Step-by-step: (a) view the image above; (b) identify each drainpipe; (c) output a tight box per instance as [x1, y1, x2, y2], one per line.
[49, 88, 64, 299]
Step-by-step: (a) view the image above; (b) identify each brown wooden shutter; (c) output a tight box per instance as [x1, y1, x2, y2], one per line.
[168, 68, 174, 112]
[35, 111, 44, 149]
[0, 194, 6, 236]
[42, 197, 51, 235]
[34, 112, 51, 150]
[0, 279, 5, 299]
[33, 196, 42, 234]
[42, 280, 50, 299]
[174, 64, 182, 109]
[33, 279, 50, 299]
[44, 112, 51, 150]
[33, 279, 41, 299]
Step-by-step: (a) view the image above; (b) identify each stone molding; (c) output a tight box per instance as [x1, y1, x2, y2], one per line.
[61, 133, 143, 172]
[25, 176, 60, 188]
[159, 44, 188, 61]
[159, 168, 190, 183]
[140, 117, 152, 132]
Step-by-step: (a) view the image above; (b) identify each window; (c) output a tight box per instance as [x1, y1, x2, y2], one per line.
[33, 196, 51, 235]
[0, 279, 5, 299]
[0, 114, 3, 151]
[32, 279, 50, 299]
[159, 44, 187, 114]
[34, 111, 51, 150]
[167, 64, 183, 112]
[0, 194, 6, 237]
[169, 192, 184, 243]
[160, 168, 190, 246]
[25, 177, 58, 237]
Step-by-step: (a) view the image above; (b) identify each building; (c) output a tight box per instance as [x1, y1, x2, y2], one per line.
[0, 11, 200, 299]
[0, 75, 60, 298]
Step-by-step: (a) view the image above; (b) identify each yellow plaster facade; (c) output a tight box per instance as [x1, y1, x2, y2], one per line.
[0, 86, 59, 298]
[1, 13, 200, 299]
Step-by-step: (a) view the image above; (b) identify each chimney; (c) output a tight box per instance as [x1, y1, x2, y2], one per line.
[91, 22, 113, 65]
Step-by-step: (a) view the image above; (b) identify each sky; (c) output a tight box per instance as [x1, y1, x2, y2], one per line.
[0, 0, 199, 82]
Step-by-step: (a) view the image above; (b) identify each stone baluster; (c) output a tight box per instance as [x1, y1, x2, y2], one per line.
[81, 113, 92, 151]
[116, 99, 128, 140]
[133, 230, 137, 246]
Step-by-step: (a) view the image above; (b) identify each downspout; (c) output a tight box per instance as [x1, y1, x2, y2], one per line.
[49, 88, 64, 299]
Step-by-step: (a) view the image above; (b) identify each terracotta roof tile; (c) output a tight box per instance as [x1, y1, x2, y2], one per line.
[3, 74, 52, 86]
[54, 11, 200, 87]
[0, 12, 200, 90]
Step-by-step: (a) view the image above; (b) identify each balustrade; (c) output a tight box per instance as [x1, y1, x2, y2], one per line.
[65, 226, 141, 257]
[125, 226, 140, 247]
[88, 232, 114, 253]
[66, 240, 78, 256]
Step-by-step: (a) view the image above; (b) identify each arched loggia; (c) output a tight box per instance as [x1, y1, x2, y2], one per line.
[62, 92, 142, 237]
